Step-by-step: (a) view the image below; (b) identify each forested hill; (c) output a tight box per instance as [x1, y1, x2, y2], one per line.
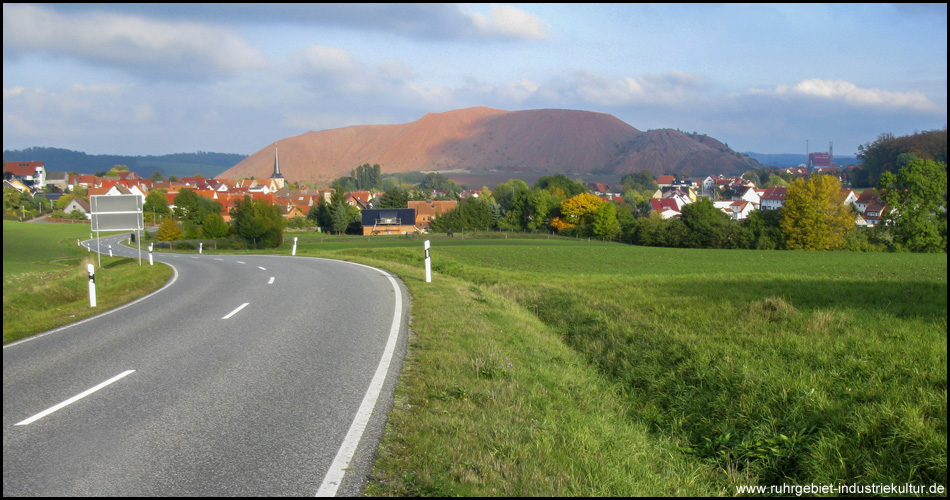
[2, 147, 246, 179]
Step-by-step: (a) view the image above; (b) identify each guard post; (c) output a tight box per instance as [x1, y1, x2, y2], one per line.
[424, 240, 432, 283]
[87, 263, 97, 307]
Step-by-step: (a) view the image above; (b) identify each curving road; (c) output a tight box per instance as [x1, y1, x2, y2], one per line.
[3, 233, 409, 496]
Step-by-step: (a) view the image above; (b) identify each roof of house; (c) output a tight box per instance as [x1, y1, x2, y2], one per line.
[64, 197, 91, 211]
[649, 198, 679, 212]
[761, 186, 788, 200]
[4, 161, 45, 177]
[361, 208, 416, 227]
[856, 189, 880, 203]
[408, 200, 457, 216]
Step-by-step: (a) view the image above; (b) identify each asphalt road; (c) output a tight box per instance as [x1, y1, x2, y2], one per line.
[3, 233, 409, 496]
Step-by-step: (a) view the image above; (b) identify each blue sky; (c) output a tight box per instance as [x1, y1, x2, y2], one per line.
[3, 3, 946, 157]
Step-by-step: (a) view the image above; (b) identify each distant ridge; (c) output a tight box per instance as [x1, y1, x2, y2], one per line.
[743, 152, 860, 168]
[221, 107, 762, 184]
[2, 147, 244, 179]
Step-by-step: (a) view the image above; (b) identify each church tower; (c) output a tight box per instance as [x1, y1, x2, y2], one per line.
[270, 147, 286, 190]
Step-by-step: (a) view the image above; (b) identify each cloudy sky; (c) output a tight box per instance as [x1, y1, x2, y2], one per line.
[3, 3, 947, 157]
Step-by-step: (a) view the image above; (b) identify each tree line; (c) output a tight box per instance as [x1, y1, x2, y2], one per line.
[424, 159, 946, 253]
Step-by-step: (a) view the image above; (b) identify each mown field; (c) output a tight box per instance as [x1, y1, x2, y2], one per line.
[282, 232, 947, 496]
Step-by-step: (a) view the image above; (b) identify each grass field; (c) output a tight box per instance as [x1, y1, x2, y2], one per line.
[2, 220, 173, 343]
[6, 226, 946, 495]
[279, 232, 947, 495]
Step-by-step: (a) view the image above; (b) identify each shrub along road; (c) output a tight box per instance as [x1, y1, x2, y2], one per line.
[2, 233, 408, 496]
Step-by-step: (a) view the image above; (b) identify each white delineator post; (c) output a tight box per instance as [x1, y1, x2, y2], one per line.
[108, 244, 113, 257]
[87, 263, 97, 307]
[148, 243, 153, 266]
[292, 237, 298, 256]
[424, 240, 432, 283]
[199, 242, 203, 254]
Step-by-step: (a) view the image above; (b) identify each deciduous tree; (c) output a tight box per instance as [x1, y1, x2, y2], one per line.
[559, 193, 603, 228]
[202, 212, 229, 245]
[780, 174, 854, 250]
[231, 195, 285, 248]
[878, 155, 947, 252]
[156, 217, 183, 241]
[592, 202, 621, 240]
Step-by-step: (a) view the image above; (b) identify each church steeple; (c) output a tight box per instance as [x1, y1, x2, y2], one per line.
[271, 147, 283, 179]
[270, 147, 286, 190]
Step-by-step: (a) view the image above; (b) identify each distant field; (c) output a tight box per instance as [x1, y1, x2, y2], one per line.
[3, 221, 94, 275]
[284, 233, 947, 495]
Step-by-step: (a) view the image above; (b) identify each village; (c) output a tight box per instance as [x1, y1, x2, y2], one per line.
[3, 151, 886, 236]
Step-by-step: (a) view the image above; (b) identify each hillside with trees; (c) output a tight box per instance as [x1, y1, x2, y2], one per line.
[850, 128, 947, 187]
[2, 147, 245, 179]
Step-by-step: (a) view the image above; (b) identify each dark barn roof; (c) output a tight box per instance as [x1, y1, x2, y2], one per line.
[361, 208, 416, 227]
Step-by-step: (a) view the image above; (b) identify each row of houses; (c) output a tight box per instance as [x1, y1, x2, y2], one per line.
[5, 160, 462, 233]
[643, 180, 887, 227]
[6, 159, 874, 233]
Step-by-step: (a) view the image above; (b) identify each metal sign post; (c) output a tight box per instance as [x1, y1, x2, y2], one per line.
[90, 194, 144, 267]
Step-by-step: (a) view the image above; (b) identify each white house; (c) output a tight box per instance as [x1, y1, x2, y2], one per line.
[63, 197, 92, 219]
[760, 186, 788, 211]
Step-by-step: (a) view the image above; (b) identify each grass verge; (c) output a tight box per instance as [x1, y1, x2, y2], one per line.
[283, 233, 946, 495]
[3, 221, 173, 344]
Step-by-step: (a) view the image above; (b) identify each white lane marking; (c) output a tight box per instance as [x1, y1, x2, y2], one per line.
[316, 266, 403, 497]
[214, 258, 224, 261]
[258, 266, 267, 271]
[222, 302, 250, 319]
[15, 370, 136, 426]
[191, 256, 199, 259]
[268, 277, 275, 285]
[236, 261, 246, 264]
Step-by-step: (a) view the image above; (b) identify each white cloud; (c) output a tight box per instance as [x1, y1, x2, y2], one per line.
[2, 4, 268, 80]
[567, 70, 708, 107]
[491, 80, 543, 102]
[294, 46, 361, 76]
[467, 5, 548, 40]
[766, 78, 939, 112]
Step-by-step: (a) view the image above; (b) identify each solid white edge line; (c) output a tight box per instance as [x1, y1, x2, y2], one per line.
[222, 302, 250, 319]
[15, 370, 136, 426]
[315, 266, 403, 497]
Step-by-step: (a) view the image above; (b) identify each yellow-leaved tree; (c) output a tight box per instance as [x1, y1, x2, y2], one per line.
[156, 216, 183, 242]
[558, 192, 604, 228]
[780, 174, 854, 250]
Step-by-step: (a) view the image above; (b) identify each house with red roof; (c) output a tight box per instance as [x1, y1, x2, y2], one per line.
[760, 186, 788, 211]
[649, 198, 681, 219]
[4, 161, 47, 190]
[656, 175, 676, 188]
[714, 200, 755, 220]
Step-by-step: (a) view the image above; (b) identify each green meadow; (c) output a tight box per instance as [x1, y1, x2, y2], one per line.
[5, 225, 946, 495]
[2, 221, 172, 343]
[285, 232, 947, 496]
